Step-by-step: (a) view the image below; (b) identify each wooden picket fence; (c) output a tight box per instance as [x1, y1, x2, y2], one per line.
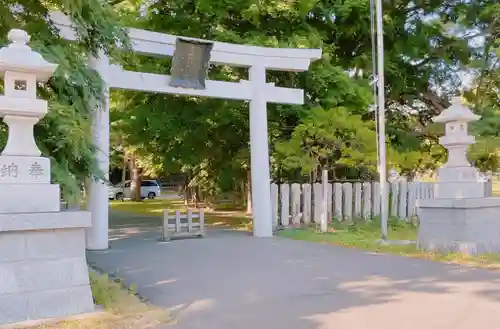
[270, 180, 493, 228]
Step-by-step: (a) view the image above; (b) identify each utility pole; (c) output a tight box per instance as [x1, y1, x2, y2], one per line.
[375, 0, 388, 239]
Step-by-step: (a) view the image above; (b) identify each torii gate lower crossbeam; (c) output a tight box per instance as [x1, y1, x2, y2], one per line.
[50, 12, 321, 250]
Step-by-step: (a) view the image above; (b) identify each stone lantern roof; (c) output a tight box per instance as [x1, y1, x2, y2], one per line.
[0, 29, 57, 81]
[432, 96, 480, 123]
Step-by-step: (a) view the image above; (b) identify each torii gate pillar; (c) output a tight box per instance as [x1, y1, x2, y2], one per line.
[249, 65, 273, 237]
[86, 51, 110, 250]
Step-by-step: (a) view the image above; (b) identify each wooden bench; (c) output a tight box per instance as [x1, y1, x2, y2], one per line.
[163, 209, 205, 241]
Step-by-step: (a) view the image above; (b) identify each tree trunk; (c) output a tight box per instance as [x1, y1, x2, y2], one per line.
[187, 186, 194, 206]
[183, 172, 191, 205]
[239, 180, 245, 207]
[194, 186, 200, 207]
[121, 153, 127, 202]
[198, 188, 205, 205]
[131, 168, 142, 201]
[182, 185, 188, 205]
[206, 195, 214, 211]
[246, 169, 252, 214]
[129, 153, 142, 202]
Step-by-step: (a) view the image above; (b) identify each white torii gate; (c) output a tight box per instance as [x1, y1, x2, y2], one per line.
[50, 12, 322, 250]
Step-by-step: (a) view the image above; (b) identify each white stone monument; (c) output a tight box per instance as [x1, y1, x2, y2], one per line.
[432, 97, 484, 198]
[0, 29, 94, 325]
[417, 97, 500, 255]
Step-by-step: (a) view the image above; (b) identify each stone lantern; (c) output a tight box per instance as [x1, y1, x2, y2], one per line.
[0, 29, 94, 325]
[432, 96, 483, 198]
[417, 97, 500, 255]
[0, 29, 57, 157]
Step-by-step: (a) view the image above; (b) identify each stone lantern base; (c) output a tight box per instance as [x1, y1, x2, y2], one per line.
[417, 197, 500, 255]
[0, 210, 94, 325]
[433, 181, 485, 199]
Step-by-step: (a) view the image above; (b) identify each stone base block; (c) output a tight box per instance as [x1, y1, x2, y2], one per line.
[0, 286, 94, 325]
[0, 211, 93, 325]
[0, 156, 50, 184]
[418, 197, 500, 255]
[437, 166, 479, 182]
[0, 211, 90, 233]
[433, 181, 484, 198]
[0, 184, 60, 213]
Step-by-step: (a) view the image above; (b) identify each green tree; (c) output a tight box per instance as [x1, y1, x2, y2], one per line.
[274, 106, 422, 181]
[110, 0, 500, 198]
[0, 0, 127, 202]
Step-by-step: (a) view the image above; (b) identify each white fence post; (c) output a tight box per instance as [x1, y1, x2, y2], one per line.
[354, 182, 362, 218]
[343, 183, 353, 221]
[280, 184, 290, 226]
[327, 183, 333, 221]
[373, 181, 380, 217]
[313, 182, 322, 223]
[302, 184, 312, 224]
[407, 182, 416, 218]
[320, 170, 328, 232]
[291, 183, 301, 225]
[333, 183, 343, 220]
[362, 182, 371, 220]
[398, 180, 408, 219]
[271, 183, 278, 229]
[390, 182, 399, 217]
[415, 182, 425, 218]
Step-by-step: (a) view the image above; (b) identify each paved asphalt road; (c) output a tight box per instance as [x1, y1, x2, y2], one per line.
[87, 211, 500, 329]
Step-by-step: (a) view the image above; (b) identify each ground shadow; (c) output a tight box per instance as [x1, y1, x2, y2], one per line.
[88, 211, 500, 329]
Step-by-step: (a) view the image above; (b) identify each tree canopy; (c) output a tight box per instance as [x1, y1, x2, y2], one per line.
[110, 0, 499, 197]
[1, 0, 498, 202]
[0, 0, 127, 201]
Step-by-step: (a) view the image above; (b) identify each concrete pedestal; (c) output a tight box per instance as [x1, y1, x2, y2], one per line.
[0, 211, 94, 325]
[418, 197, 500, 255]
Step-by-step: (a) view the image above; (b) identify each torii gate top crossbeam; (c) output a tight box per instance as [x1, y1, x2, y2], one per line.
[49, 12, 322, 72]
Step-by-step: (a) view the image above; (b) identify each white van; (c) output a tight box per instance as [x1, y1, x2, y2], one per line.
[108, 180, 161, 200]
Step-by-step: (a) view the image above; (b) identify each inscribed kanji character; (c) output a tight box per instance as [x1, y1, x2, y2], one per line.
[0, 163, 18, 178]
[28, 162, 44, 179]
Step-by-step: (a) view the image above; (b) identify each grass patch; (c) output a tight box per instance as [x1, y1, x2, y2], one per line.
[110, 199, 183, 216]
[109, 199, 252, 230]
[28, 271, 171, 329]
[279, 219, 500, 269]
[281, 219, 416, 251]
